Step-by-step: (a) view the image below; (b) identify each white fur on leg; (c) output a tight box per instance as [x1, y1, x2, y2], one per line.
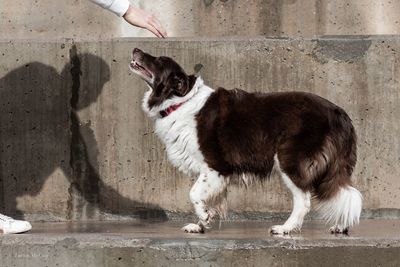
[190, 174, 208, 221]
[183, 171, 227, 233]
[270, 174, 311, 235]
[271, 156, 311, 235]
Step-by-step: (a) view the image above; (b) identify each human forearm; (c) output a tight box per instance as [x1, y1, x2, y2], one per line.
[89, 0, 130, 17]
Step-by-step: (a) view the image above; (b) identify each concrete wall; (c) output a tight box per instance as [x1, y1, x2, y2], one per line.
[1, 0, 400, 39]
[0, 0, 120, 39]
[0, 37, 399, 220]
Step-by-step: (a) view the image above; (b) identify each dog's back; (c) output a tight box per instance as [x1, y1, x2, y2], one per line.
[196, 88, 361, 232]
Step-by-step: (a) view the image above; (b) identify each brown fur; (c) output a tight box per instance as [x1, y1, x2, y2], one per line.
[196, 88, 357, 201]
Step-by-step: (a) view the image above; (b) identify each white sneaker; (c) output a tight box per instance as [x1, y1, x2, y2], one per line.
[0, 213, 32, 234]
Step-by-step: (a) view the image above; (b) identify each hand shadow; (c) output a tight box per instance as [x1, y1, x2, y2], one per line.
[0, 45, 166, 221]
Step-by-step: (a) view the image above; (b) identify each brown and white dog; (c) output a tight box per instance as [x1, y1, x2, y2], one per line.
[129, 48, 362, 235]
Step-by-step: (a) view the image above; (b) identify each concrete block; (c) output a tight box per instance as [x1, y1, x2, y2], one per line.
[1, 0, 400, 39]
[0, 37, 399, 220]
[0, 220, 399, 266]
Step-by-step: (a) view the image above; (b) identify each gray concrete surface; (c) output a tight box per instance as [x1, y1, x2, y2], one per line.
[1, 0, 400, 39]
[0, 36, 400, 221]
[0, 219, 399, 266]
[0, 0, 120, 39]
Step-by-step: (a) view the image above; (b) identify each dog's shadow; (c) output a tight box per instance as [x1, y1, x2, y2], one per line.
[0, 46, 166, 221]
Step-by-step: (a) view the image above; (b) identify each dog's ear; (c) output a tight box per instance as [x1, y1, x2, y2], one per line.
[188, 75, 197, 91]
[193, 63, 203, 77]
[166, 71, 189, 97]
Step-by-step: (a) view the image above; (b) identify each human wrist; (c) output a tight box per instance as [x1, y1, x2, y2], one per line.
[123, 5, 133, 18]
[109, 0, 130, 17]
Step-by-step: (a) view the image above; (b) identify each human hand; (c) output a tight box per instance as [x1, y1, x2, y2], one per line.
[123, 5, 167, 38]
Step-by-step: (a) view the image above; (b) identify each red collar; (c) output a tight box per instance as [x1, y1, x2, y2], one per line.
[159, 101, 187, 118]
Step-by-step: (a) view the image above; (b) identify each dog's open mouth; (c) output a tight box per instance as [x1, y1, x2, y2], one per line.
[130, 61, 153, 80]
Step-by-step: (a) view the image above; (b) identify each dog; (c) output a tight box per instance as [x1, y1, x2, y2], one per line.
[129, 48, 362, 235]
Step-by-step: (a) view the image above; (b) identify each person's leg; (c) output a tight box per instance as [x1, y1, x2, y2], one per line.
[0, 213, 32, 234]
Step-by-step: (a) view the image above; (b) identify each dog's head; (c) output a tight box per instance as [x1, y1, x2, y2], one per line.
[130, 48, 198, 116]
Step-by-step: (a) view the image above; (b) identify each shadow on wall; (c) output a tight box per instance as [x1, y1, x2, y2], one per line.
[0, 46, 166, 221]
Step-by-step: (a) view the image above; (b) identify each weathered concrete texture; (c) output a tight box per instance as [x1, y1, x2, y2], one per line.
[0, 220, 399, 267]
[189, 0, 400, 37]
[0, 0, 121, 40]
[0, 37, 400, 221]
[124, 0, 400, 37]
[1, 0, 400, 39]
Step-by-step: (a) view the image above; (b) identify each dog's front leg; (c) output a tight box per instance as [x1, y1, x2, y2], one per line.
[182, 171, 226, 233]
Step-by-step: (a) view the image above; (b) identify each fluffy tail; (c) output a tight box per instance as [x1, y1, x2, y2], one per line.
[316, 186, 362, 228]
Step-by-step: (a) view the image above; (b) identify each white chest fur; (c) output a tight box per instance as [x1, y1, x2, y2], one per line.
[142, 78, 214, 176]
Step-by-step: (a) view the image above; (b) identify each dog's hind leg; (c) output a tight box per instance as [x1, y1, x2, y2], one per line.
[182, 171, 227, 233]
[270, 172, 311, 235]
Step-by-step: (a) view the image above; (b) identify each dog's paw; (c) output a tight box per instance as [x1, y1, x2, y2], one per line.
[269, 225, 293, 235]
[182, 223, 205, 234]
[329, 225, 349, 235]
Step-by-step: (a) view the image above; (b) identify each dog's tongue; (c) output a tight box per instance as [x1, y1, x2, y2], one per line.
[139, 66, 152, 79]
[132, 62, 153, 79]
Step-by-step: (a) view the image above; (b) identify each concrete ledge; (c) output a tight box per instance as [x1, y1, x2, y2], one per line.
[0, 220, 399, 266]
[21, 208, 400, 223]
